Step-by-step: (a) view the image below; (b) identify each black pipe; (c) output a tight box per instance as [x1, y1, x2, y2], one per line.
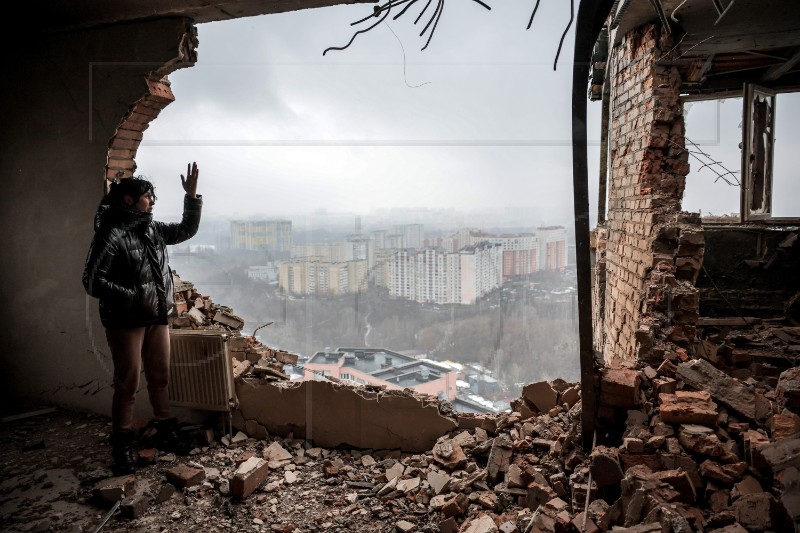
[572, 0, 615, 452]
[597, 73, 610, 225]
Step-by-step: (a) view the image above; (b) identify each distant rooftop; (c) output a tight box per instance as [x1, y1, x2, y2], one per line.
[307, 347, 451, 386]
[451, 396, 497, 414]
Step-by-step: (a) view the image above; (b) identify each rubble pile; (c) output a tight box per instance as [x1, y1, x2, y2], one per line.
[159, 275, 800, 532]
[590, 351, 800, 533]
[5, 359, 800, 532]
[170, 272, 246, 332]
[111, 380, 590, 533]
[170, 272, 295, 382]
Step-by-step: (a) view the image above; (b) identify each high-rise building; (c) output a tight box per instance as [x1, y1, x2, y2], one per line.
[372, 249, 394, 287]
[414, 248, 447, 304]
[278, 259, 367, 296]
[454, 242, 503, 304]
[388, 244, 502, 305]
[392, 224, 424, 249]
[231, 220, 292, 256]
[388, 250, 416, 300]
[536, 226, 568, 271]
[291, 242, 349, 262]
[346, 234, 372, 267]
[371, 230, 387, 250]
[470, 233, 538, 279]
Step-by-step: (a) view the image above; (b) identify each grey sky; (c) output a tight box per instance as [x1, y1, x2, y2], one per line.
[136, 2, 602, 224]
[683, 93, 800, 218]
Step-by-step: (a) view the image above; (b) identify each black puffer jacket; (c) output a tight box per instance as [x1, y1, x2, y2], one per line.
[83, 195, 202, 329]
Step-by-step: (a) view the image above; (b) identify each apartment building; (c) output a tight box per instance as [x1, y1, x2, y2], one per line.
[278, 259, 367, 296]
[470, 233, 538, 279]
[388, 249, 415, 300]
[454, 242, 503, 304]
[231, 220, 292, 256]
[388, 243, 502, 305]
[537, 226, 568, 271]
[414, 248, 448, 304]
[392, 224, 424, 249]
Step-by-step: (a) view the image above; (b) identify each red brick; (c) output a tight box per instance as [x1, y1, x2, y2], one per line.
[165, 464, 205, 489]
[230, 457, 269, 499]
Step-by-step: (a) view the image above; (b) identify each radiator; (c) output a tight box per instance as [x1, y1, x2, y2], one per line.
[169, 330, 235, 412]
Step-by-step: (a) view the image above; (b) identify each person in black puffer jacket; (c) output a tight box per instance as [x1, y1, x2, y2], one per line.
[83, 163, 202, 475]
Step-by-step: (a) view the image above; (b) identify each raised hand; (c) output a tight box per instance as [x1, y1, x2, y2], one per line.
[181, 162, 199, 198]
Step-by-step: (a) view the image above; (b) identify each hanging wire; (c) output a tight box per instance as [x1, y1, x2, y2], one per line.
[553, 0, 574, 70]
[524, 0, 575, 71]
[669, 136, 741, 187]
[324, 0, 491, 55]
[384, 21, 432, 88]
[526, 0, 543, 30]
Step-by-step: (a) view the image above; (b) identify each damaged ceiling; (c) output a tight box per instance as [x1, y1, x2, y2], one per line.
[609, 0, 800, 95]
[21, 0, 373, 34]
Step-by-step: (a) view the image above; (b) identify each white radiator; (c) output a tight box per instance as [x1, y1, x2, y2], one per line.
[169, 330, 235, 412]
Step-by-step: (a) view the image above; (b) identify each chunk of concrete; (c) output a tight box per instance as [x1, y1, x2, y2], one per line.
[732, 492, 786, 531]
[486, 434, 513, 482]
[778, 367, 800, 414]
[462, 515, 498, 533]
[121, 479, 152, 519]
[432, 438, 467, 470]
[427, 470, 451, 495]
[442, 493, 469, 518]
[396, 477, 420, 493]
[234, 379, 456, 452]
[91, 475, 136, 504]
[522, 381, 558, 413]
[590, 446, 624, 487]
[263, 441, 293, 467]
[752, 437, 800, 475]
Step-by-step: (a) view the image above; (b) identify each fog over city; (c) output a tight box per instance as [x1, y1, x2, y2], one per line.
[135, 2, 601, 225]
[130, 1, 800, 407]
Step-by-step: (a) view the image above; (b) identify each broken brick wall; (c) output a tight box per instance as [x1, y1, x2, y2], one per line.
[591, 227, 608, 363]
[698, 226, 800, 317]
[595, 23, 703, 367]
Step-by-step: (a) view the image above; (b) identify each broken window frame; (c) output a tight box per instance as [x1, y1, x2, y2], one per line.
[683, 83, 800, 225]
[741, 83, 776, 222]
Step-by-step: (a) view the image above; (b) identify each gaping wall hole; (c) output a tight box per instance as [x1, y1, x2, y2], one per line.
[134, 4, 599, 413]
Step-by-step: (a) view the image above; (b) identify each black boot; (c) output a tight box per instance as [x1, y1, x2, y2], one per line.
[109, 430, 137, 476]
[153, 418, 192, 455]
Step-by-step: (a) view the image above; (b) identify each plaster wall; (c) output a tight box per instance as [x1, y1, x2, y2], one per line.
[0, 19, 194, 413]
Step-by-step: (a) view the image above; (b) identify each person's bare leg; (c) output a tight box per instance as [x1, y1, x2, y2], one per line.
[141, 324, 171, 421]
[105, 327, 145, 432]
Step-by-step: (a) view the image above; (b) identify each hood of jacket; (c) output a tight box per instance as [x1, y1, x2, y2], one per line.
[94, 203, 153, 233]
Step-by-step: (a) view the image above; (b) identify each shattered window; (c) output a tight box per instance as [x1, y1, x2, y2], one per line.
[772, 91, 800, 218]
[682, 98, 742, 218]
[683, 88, 800, 222]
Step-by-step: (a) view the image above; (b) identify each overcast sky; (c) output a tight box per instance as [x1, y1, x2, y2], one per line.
[136, 2, 602, 226]
[135, 2, 800, 226]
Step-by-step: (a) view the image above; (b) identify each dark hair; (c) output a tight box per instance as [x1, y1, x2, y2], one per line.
[104, 176, 156, 206]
